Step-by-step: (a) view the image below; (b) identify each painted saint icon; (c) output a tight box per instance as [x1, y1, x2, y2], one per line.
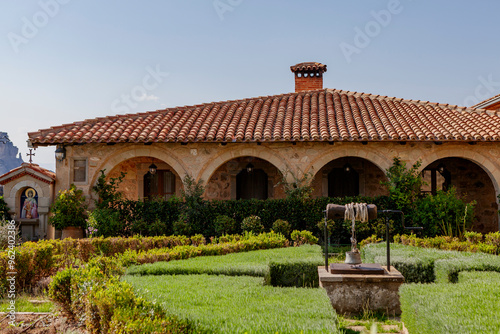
[21, 188, 38, 219]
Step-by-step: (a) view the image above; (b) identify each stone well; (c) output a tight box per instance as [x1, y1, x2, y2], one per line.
[318, 264, 404, 316]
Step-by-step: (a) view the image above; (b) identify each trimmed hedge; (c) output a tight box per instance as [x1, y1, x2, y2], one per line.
[362, 243, 499, 283]
[373, 255, 435, 283]
[91, 196, 396, 239]
[394, 232, 500, 255]
[400, 271, 500, 334]
[434, 255, 500, 283]
[264, 260, 322, 288]
[119, 232, 288, 266]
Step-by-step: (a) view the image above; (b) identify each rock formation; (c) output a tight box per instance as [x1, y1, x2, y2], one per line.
[0, 132, 24, 177]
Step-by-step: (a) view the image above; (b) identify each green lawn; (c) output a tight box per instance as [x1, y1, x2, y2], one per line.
[126, 244, 323, 277]
[0, 295, 54, 313]
[400, 270, 500, 333]
[125, 274, 338, 334]
[125, 245, 337, 333]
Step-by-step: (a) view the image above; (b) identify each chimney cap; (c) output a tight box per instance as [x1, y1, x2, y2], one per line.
[290, 62, 327, 74]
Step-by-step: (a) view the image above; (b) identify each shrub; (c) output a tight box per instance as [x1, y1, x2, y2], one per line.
[48, 257, 199, 334]
[0, 196, 11, 220]
[291, 230, 318, 246]
[241, 215, 265, 234]
[464, 231, 482, 244]
[214, 215, 238, 236]
[393, 233, 499, 255]
[86, 208, 122, 238]
[359, 234, 382, 247]
[485, 231, 500, 247]
[278, 171, 314, 201]
[271, 219, 292, 238]
[92, 169, 125, 210]
[179, 175, 208, 236]
[173, 213, 193, 236]
[49, 184, 88, 230]
[79, 194, 397, 240]
[414, 187, 475, 238]
[0, 219, 19, 250]
[48, 268, 74, 315]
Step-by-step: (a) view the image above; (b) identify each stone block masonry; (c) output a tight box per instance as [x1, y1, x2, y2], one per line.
[318, 266, 404, 316]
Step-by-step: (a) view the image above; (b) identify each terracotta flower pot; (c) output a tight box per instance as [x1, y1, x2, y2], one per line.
[61, 226, 84, 239]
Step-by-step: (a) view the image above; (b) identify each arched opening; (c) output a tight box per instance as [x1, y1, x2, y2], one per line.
[422, 157, 498, 233]
[311, 157, 388, 198]
[205, 157, 284, 200]
[107, 156, 182, 201]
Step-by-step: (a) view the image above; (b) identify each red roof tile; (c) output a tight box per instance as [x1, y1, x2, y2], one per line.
[0, 163, 55, 185]
[473, 93, 500, 109]
[290, 62, 327, 74]
[28, 88, 500, 146]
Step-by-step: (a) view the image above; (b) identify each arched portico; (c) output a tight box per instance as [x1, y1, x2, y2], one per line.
[90, 146, 189, 192]
[417, 148, 500, 196]
[197, 146, 292, 186]
[204, 156, 285, 200]
[421, 156, 499, 233]
[305, 147, 392, 179]
[310, 155, 388, 198]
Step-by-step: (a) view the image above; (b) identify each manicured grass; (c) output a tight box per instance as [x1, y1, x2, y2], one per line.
[126, 244, 323, 277]
[400, 271, 500, 334]
[0, 295, 54, 313]
[125, 274, 338, 334]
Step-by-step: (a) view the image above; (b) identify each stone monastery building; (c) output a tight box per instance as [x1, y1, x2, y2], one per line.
[2, 62, 500, 239]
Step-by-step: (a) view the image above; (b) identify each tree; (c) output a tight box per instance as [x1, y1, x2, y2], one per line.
[381, 157, 423, 219]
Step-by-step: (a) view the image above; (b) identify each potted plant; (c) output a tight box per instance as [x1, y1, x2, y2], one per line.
[49, 184, 88, 239]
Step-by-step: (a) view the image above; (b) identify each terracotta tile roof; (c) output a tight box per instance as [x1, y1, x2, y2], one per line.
[472, 93, 500, 109]
[290, 62, 327, 74]
[28, 88, 500, 146]
[0, 163, 56, 185]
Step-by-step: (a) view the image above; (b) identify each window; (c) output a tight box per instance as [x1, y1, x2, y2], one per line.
[144, 170, 176, 200]
[236, 169, 268, 200]
[73, 159, 87, 183]
[421, 167, 451, 195]
[328, 167, 359, 197]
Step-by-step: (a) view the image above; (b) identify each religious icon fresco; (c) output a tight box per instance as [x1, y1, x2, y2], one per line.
[21, 187, 38, 219]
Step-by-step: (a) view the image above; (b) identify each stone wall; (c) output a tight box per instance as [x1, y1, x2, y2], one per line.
[205, 157, 285, 200]
[311, 157, 388, 198]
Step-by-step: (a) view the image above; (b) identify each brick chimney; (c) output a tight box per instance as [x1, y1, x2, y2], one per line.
[290, 62, 327, 92]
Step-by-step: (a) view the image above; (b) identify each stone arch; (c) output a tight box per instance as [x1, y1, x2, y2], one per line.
[417, 148, 500, 196]
[305, 148, 391, 179]
[197, 146, 292, 185]
[9, 180, 45, 199]
[90, 145, 189, 189]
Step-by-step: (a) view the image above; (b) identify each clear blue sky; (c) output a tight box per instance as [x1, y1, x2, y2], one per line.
[1, 0, 499, 171]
